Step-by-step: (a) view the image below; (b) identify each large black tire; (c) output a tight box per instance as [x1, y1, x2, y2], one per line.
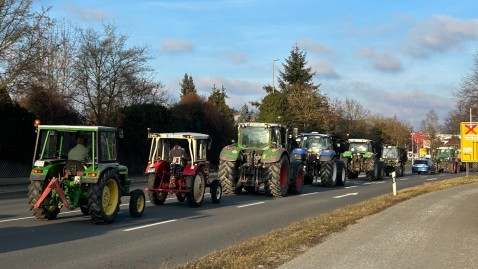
[365, 159, 379, 181]
[186, 167, 206, 207]
[80, 206, 90, 216]
[336, 160, 346, 186]
[289, 161, 304, 194]
[265, 155, 290, 197]
[88, 170, 121, 224]
[28, 180, 60, 220]
[129, 189, 145, 218]
[320, 161, 337, 187]
[147, 173, 167, 205]
[218, 160, 241, 194]
[210, 179, 222, 204]
[176, 192, 186, 202]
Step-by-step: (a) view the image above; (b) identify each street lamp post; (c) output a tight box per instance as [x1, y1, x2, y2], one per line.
[272, 59, 279, 92]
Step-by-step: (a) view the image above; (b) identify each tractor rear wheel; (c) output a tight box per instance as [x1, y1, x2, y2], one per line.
[321, 161, 337, 187]
[186, 167, 206, 207]
[129, 189, 145, 218]
[365, 159, 379, 181]
[28, 180, 60, 220]
[147, 174, 167, 205]
[219, 160, 241, 194]
[80, 206, 90, 215]
[88, 170, 120, 224]
[210, 179, 222, 204]
[266, 155, 290, 197]
[289, 161, 304, 194]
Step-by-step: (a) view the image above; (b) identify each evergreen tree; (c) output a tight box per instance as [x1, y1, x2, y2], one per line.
[238, 103, 252, 123]
[179, 73, 197, 98]
[277, 44, 318, 93]
[207, 84, 234, 119]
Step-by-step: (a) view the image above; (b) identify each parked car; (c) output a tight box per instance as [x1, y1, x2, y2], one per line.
[412, 159, 436, 174]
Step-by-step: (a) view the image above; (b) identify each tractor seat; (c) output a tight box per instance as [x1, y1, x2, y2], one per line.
[64, 160, 86, 177]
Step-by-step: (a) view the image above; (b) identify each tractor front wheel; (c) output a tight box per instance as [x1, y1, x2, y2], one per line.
[88, 170, 121, 224]
[186, 168, 206, 207]
[129, 189, 145, 218]
[28, 180, 60, 220]
[210, 179, 222, 204]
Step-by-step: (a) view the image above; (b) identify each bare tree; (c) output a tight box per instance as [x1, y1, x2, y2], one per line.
[420, 109, 440, 155]
[455, 53, 478, 113]
[73, 24, 165, 125]
[0, 0, 48, 100]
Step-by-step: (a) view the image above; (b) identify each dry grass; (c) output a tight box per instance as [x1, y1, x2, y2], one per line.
[175, 175, 478, 269]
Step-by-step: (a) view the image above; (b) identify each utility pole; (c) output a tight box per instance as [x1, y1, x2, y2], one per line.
[272, 59, 279, 92]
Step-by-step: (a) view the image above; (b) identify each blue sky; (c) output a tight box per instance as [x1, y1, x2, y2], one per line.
[33, 0, 478, 128]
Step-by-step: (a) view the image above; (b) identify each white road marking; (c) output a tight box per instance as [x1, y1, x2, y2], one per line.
[426, 178, 438, 181]
[299, 192, 319, 196]
[333, 192, 358, 199]
[0, 216, 34, 223]
[400, 178, 409, 181]
[363, 183, 372, 185]
[123, 219, 177, 231]
[345, 186, 357, 189]
[237, 201, 265, 208]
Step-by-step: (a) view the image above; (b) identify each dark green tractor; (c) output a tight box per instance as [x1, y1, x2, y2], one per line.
[381, 145, 407, 177]
[340, 138, 384, 181]
[28, 125, 145, 224]
[218, 122, 302, 197]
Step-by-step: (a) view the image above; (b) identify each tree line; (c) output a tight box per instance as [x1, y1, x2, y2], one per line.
[1, 1, 477, 173]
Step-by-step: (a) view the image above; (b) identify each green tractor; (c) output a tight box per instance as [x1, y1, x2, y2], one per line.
[340, 138, 384, 181]
[381, 145, 407, 177]
[435, 146, 459, 173]
[28, 125, 145, 224]
[218, 122, 302, 197]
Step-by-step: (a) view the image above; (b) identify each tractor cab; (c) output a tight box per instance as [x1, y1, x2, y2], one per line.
[145, 132, 221, 207]
[29, 125, 145, 224]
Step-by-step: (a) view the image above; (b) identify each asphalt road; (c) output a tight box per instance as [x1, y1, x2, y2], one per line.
[0, 172, 462, 269]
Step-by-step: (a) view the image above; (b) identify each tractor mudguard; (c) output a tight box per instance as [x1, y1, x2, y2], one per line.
[291, 148, 307, 161]
[318, 149, 335, 162]
[145, 160, 170, 175]
[262, 148, 288, 164]
[182, 163, 203, 176]
[219, 145, 241, 161]
[29, 162, 65, 181]
[342, 151, 353, 158]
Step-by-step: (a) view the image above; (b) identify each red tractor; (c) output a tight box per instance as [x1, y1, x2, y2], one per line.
[144, 132, 221, 207]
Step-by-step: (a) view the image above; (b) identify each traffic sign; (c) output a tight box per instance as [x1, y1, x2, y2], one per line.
[460, 122, 478, 162]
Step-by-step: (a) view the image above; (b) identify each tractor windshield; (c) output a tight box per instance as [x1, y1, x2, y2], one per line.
[382, 148, 399, 158]
[240, 126, 270, 148]
[436, 149, 452, 158]
[34, 129, 94, 161]
[349, 142, 371, 153]
[301, 136, 330, 153]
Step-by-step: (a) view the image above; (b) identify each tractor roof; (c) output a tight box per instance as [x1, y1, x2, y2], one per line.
[238, 122, 283, 128]
[348, 138, 372, 143]
[37, 125, 117, 132]
[300, 132, 330, 137]
[148, 132, 209, 140]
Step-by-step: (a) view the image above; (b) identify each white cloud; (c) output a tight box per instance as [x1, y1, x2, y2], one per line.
[66, 6, 109, 22]
[309, 60, 341, 80]
[159, 39, 194, 53]
[229, 53, 247, 64]
[358, 48, 403, 73]
[298, 39, 335, 56]
[405, 15, 478, 58]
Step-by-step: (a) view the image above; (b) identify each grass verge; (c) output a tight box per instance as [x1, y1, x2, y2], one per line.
[175, 175, 478, 269]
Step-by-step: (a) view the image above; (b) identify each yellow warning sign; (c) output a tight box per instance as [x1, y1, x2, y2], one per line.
[460, 122, 478, 162]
